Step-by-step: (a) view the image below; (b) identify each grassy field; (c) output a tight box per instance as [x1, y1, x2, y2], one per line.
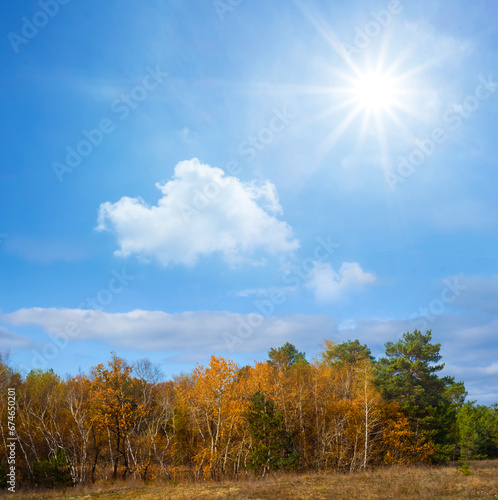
[7, 461, 498, 500]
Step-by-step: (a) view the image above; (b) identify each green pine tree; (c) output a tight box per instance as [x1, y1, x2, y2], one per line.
[267, 343, 307, 370]
[246, 391, 298, 476]
[32, 448, 73, 488]
[376, 330, 466, 462]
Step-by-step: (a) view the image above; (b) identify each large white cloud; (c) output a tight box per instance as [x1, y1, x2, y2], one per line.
[97, 159, 299, 267]
[306, 261, 377, 302]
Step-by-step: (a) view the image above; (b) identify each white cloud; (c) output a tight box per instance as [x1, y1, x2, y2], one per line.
[2, 308, 335, 355]
[0, 326, 34, 349]
[306, 261, 376, 302]
[4, 304, 498, 404]
[482, 364, 498, 376]
[97, 158, 299, 267]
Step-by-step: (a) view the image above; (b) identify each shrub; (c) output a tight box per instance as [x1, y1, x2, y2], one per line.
[458, 462, 473, 476]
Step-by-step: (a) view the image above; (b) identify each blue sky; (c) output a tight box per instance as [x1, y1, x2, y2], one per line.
[1, 0, 498, 403]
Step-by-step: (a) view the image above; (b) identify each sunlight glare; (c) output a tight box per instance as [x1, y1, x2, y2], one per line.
[352, 72, 397, 111]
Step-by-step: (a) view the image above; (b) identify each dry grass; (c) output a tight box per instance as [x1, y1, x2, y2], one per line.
[6, 461, 498, 500]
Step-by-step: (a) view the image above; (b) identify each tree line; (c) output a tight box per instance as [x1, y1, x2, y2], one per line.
[1, 329, 497, 489]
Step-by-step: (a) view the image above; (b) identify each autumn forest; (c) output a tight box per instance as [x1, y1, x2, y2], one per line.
[1, 330, 498, 491]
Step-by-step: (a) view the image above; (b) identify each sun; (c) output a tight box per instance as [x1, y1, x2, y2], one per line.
[270, 1, 440, 175]
[249, 3, 429, 168]
[351, 72, 398, 112]
[310, 63, 412, 160]
[307, 55, 423, 165]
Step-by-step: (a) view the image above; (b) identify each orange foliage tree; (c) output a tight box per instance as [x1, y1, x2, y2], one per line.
[0, 335, 468, 487]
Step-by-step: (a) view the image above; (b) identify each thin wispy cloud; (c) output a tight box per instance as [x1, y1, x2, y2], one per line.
[2, 307, 335, 354]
